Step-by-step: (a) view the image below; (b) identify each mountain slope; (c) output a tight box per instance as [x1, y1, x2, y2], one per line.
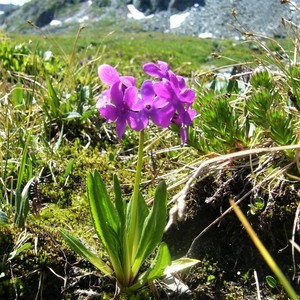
[0, 0, 298, 38]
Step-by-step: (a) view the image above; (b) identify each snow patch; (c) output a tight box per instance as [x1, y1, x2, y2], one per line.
[0, 0, 30, 5]
[50, 19, 62, 26]
[78, 15, 89, 23]
[170, 12, 190, 29]
[127, 4, 153, 20]
[198, 32, 214, 39]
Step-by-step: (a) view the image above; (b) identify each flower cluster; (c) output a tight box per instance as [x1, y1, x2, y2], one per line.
[96, 60, 196, 144]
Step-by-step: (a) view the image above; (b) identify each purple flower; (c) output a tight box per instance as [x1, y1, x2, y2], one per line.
[142, 60, 197, 144]
[98, 82, 144, 140]
[98, 64, 136, 88]
[172, 104, 197, 144]
[97, 64, 136, 110]
[153, 71, 195, 106]
[96, 61, 197, 144]
[143, 60, 169, 79]
[131, 80, 174, 128]
[149, 67, 196, 144]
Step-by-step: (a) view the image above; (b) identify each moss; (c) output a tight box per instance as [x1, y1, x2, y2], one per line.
[0, 221, 77, 299]
[37, 138, 166, 209]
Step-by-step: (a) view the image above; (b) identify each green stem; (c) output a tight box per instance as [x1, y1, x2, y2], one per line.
[128, 130, 145, 263]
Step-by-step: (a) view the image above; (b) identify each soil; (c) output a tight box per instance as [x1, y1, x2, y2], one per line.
[1, 157, 299, 299]
[163, 160, 300, 299]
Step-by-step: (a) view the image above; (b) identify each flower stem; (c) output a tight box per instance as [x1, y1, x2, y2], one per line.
[128, 130, 145, 263]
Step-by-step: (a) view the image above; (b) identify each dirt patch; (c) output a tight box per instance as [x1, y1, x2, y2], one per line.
[163, 161, 300, 298]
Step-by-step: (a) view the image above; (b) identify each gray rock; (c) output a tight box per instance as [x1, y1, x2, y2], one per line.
[0, 0, 298, 38]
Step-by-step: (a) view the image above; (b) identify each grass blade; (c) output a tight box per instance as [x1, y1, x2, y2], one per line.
[230, 200, 299, 300]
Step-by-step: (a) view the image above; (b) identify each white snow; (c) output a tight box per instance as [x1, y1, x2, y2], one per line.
[0, 0, 30, 5]
[78, 15, 89, 23]
[50, 19, 62, 26]
[198, 32, 214, 39]
[127, 4, 145, 20]
[127, 4, 153, 20]
[169, 11, 190, 29]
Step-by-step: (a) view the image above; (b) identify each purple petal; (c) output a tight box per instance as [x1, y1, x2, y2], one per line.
[152, 96, 170, 109]
[151, 106, 172, 127]
[179, 89, 195, 104]
[120, 76, 136, 88]
[168, 71, 179, 89]
[141, 80, 155, 103]
[130, 98, 145, 111]
[98, 64, 120, 86]
[110, 82, 124, 107]
[124, 86, 139, 109]
[177, 75, 186, 89]
[116, 116, 127, 140]
[96, 89, 111, 109]
[175, 103, 186, 121]
[143, 62, 167, 78]
[187, 109, 197, 121]
[99, 104, 118, 121]
[153, 81, 173, 99]
[157, 61, 169, 74]
[127, 111, 148, 131]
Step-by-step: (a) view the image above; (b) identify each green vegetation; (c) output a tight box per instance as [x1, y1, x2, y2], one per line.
[0, 24, 299, 299]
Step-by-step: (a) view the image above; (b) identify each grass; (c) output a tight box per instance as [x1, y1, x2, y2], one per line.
[0, 25, 299, 299]
[9, 29, 263, 73]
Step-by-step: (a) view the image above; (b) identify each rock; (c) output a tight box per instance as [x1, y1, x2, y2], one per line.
[35, 8, 55, 27]
[168, 0, 205, 12]
[131, 0, 205, 14]
[132, 0, 167, 14]
[0, 0, 298, 38]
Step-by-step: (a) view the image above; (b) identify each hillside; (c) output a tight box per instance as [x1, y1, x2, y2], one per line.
[0, 0, 298, 38]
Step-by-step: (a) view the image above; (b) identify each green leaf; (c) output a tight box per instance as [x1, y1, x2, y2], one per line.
[130, 242, 171, 291]
[126, 191, 149, 243]
[64, 159, 75, 178]
[87, 171, 119, 239]
[8, 243, 31, 261]
[60, 230, 114, 278]
[146, 243, 171, 281]
[207, 275, 216, 281]
[266, 275, 277, 288]
[63, 112, 82, 120]
[86, 171, 123, 277]
[132, 180, 167, 275]
[45, 74, 60, 116]
[0, 210, 8, 225]
[164, 257, 200, 275]
[12, 83, 24, 106]
[113, 175, 126, 229]
[14, 177, 35, 228]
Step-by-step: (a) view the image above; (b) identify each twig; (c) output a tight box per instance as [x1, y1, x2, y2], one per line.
[185, 160, 294, 257]
[166, 144, 300, 231]
[291, 205, 300, 280]
[254, 269, 262, 300]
